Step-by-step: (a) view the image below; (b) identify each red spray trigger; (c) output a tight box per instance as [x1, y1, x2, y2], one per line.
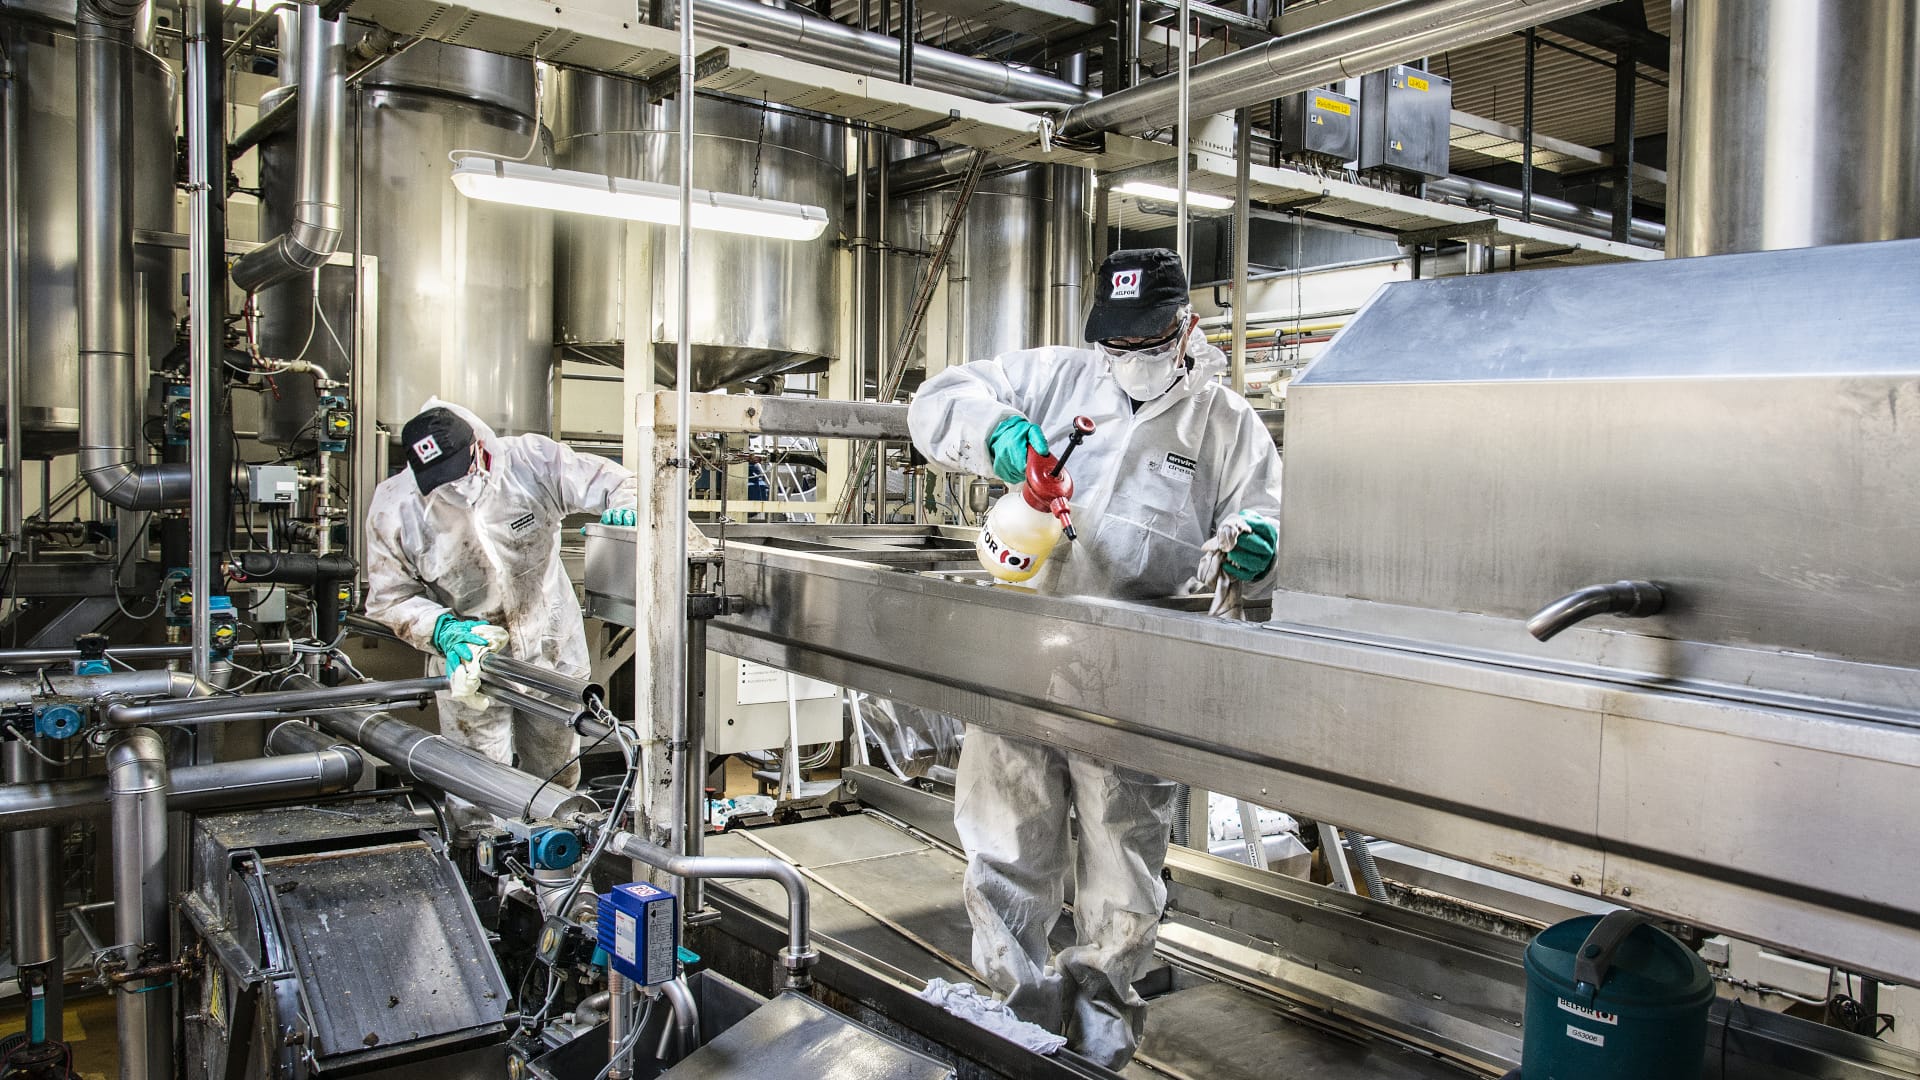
[1023, 417, 1096, 540]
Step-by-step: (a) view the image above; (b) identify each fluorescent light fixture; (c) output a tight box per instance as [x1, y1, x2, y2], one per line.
[450, 156, 829, 241]
[1114, 181, 1235, 211]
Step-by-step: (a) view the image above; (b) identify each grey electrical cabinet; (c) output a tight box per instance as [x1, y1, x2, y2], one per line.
[1279, 88, 1359, 165]
[1358, 65, 1452, 179]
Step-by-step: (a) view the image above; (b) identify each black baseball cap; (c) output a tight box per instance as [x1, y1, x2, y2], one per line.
[401, 407, 477, 496]
[1085, 248, 1189, 343]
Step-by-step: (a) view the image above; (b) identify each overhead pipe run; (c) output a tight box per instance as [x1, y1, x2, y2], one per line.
[0, 747, 364, 833]
[1057, 0, 1617, 137]
[76, 0, 190, 509]
[102, 674, 445, 727]
[230, 2, 347, 293]
[694, 0, 1088, 105]
[1428, 176, 1666, 246]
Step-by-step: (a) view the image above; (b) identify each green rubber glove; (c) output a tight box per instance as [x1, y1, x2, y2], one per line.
[988, 415, 1049, 486]
[600, 507, 637, 526]
[1222, 511, 1279, 582]
[431, 613, 492, 668]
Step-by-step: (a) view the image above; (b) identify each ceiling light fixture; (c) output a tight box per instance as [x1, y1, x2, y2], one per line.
[449, 155, 829, 241]
[1113, 181, 1235, 211]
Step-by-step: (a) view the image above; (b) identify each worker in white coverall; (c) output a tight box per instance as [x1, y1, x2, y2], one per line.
[908, 248, 1284, 1068]
[365, 399, 637, 788]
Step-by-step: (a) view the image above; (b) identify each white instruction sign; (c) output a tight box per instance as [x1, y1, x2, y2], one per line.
[736, 661, 837, 706]
[614, 910, 638, 964]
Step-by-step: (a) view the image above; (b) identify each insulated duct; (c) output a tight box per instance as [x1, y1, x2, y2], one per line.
[230, 2, 346, 292]
[1057, 0, 1615, 137]
[694, 0, 1086, 105]
[76, 0, 189, 509]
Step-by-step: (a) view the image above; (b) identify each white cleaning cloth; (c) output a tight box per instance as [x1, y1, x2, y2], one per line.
[1184, 515, 1254, 619]
[447, 625, 512, 708]
[917, 978, 1067, 1055]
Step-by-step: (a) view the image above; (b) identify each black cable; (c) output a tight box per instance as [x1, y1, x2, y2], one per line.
[521, 724, 614, 822]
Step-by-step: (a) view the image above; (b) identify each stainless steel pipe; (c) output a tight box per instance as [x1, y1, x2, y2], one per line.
[229, 2, 346, 292]
[0, 668, 206, 710]
[695, 0, 1086, 104]
[0, 747, 363, 832]
[0, 641, 293, 667]
[108, 728, 171, 1079]
[480, 654, 605, 706]
[608, 831, 817, 986]
[1058, 0, 1614, 137]
[290, 675, 597, 820]
[2, 740, 58, 967]
[75, 0, 190, 509]
[103, 674, 445, 727]
[1427, 176, 1665, 246]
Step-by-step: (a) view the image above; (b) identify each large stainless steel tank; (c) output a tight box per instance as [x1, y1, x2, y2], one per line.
[551, 68, 646, 353]
[360, 43, 553, 434]
[1670, 0, 1920, 257]
[551, 69, 842, 388]
[886, 166, 1049, 380]
[2, 6, 176, 451]
[259, 40, 554, 441]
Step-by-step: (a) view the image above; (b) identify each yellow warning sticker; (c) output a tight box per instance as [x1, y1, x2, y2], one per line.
[1312, 96, 1352, 116]
[1407, 75, 1431, 92]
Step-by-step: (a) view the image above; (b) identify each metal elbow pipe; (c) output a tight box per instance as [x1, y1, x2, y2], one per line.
[76, 0, 190, 510]
[1526, 580, 1666, 642]
[0, 747, 362, 833]
[609, 832, 817, 986]
[108, 727, 171, 1078]
[662, 976, 700, 1059]
[230, 2, 346, 293]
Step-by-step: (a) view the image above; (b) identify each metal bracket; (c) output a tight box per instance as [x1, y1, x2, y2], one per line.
[687, 593, 739, 620]
[902, 109, 964, 140]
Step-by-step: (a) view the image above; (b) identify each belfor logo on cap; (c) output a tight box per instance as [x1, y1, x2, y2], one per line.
[412, 435, 443, 464]
[1085, 248, 1190, 344]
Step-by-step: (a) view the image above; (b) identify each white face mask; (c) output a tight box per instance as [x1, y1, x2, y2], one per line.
[1102, 312, 1197, 402]
[431, 461, 488, 505]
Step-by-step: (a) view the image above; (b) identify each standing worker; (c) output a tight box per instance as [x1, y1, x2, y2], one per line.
[907, 248, 1284, 1067]
[365, 399, 637, 788]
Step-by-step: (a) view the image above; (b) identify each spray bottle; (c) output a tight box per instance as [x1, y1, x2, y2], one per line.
[975, 416, 1096, 583]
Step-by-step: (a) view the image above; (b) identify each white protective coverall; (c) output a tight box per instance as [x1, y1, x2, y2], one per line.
[364, 399, 636, 787]
[908, 341, 1283, 1068]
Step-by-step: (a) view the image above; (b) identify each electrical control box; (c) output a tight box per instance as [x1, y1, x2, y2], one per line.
[1357, 65, 1452, 179]
[705, 653, 841, 755]
[247, 464, 301, 505]
[1280, 88, 1359, 165]
[596, 882, 677, 986]
[239, 584, 288, 625]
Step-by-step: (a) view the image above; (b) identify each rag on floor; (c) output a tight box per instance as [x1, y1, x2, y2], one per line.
[918, 977, 1068, 1055]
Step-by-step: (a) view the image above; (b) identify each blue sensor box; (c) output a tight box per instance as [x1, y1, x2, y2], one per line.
[596, 882, 678, 986]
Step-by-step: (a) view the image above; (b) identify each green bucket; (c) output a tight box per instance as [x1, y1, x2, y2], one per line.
[1520, 912, 1714, 1080]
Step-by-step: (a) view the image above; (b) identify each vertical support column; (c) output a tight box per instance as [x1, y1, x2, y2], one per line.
[2, 33, 21, 559]
[1609, 44, 1635, 243]
[1229, 107, 1250, 394]
[1174, 0, 1191, 266]
[1520, 27, 1536, 223]
[1049, 54, 1090, 347]
[186, 0, 228, 685]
